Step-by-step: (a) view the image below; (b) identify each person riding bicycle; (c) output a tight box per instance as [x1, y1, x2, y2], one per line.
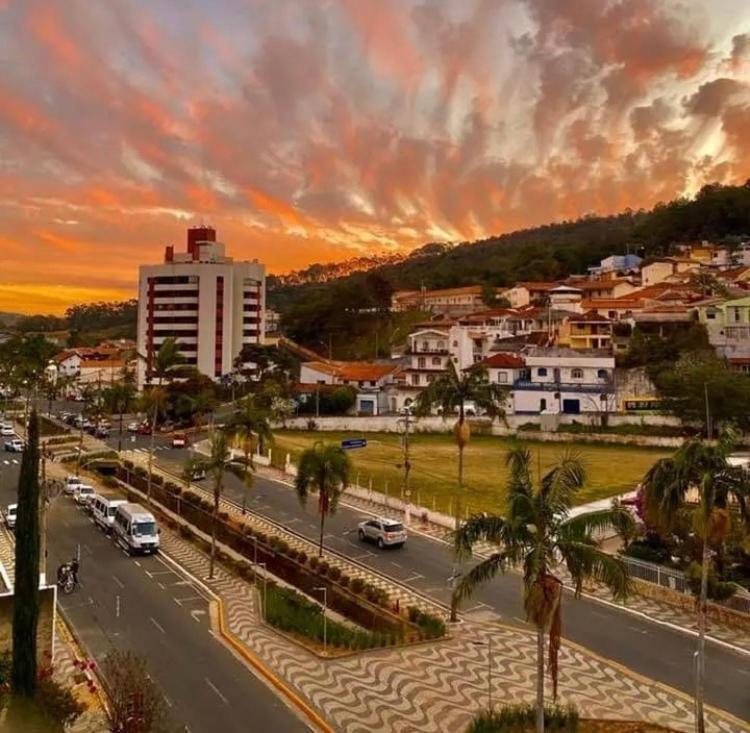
[69, 557, 79, 586]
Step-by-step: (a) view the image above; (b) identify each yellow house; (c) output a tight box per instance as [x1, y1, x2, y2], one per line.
[558, 312, 612, 350]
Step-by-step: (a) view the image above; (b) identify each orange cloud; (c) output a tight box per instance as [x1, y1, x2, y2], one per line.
[245, 187, 306, 229]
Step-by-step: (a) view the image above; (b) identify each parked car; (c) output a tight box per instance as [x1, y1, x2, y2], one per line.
[171, 433, 188, 448]
[94, 426, 110, 439]
[64, 475, 83, 495]
[137, 423, 152, 436]
[357, 517, 407, 549]
[74, 484, 95, 507]
[91, 496, 127, 534]
[4, 504, 17, 530]
[189, 467, 206, 481]
[4, 438, 24, 453]
[0, 424, 14, 437]
[126, 421, 140, 433]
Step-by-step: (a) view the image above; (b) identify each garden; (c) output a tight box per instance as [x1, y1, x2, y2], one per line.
[272, 430, 670, 514]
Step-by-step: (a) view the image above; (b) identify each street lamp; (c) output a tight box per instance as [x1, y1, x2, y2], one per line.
[255, 561, 267, 618]
[314, 586, 328, 654]
[472, 638, 494, 712]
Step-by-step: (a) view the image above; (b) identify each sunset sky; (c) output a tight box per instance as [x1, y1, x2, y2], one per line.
[1, 0, 750, 314]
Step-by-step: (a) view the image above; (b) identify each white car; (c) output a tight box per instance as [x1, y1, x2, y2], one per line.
[126, 422, 139, 433]
[74, 484, 95, 506]
[0, 424, 14, 437]
[357, 517, 407, 549]
[4, 504, 17, 530]
[64, 475, 83, 495]
[4, 438, 23, 452]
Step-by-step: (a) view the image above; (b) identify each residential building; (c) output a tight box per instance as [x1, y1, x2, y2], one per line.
[78, 359, 127, 387]
[299, 360, 400, 415]
[391, 286, 486, 316]
[547, 285, 583, 312]
[630, 306, 695, 338]
[475, 353, 527, 388]
[677, 241, 730, 267]
[732, 242, 750, 266]
[581, 298, 644, 320]
[52, 344, 126, 380]
[558, 312, 613, 350]
[136, 226, 266, 388]
[504, 281, 561, 308]
[513, 348, 615, 416]
[641, 258, 700, 286]
[698, 296, 750, 359]
[587, 254, 642, 276]
[570, 278, 638, 300]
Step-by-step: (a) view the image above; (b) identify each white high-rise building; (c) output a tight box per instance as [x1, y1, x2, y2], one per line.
[136, 226, 265, 388]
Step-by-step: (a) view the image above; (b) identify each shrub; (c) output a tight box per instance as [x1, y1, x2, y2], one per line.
[276, 539, 290, 555]
[36, 674, 86, 726]
[328, 566, 341, 581]
[350, 577, 365, 593]
[134, 466, 147, 477]
[624, 538, 671, 564]
[309, 556, 320, 570]
[152, 474, 164, 486]
[297, 550, 308, 565]
[317, 561, 330, 576]
[338, 574, 350, 588]
[178, 525, 194, 540]
[686, 562, 737, 601]
[466, 704, 579, 732]
[218, 511, 230, 522]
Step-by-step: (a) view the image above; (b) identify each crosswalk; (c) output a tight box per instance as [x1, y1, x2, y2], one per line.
[132, 446, 171, 454]
[1, 459, 20, 466]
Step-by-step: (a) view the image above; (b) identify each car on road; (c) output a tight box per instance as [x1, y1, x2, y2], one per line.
[4, 438, 24, 452]
[94, 425, 110, 439]
[0, 424, 14, 437]
[4, 504, 17, 530]
[91, 496, 126, 533]
[189, 467, 206, 481]
[126, 421, 140, 433]
[64, 475, 83, 495]
[137, 423, 152, 436]
[171, 433, 188, 448]
[113, 503, 160, 555]
[357, 517, 407, 549]
[73, 484, 95, 507]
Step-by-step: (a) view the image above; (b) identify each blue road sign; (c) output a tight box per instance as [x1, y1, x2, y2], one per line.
[341, 438, 367, 450]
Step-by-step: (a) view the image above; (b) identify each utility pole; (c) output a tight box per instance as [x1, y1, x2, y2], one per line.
[398, 408, 412, 525]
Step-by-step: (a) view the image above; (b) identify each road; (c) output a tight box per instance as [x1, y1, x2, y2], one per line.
[0, 456, 310, 733]
[125, 433, 750, 723]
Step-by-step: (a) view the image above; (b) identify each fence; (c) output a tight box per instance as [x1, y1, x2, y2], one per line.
[621, 555, 750, 616]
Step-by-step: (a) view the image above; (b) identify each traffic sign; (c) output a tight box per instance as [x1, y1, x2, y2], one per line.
[341, 438, 367, 450]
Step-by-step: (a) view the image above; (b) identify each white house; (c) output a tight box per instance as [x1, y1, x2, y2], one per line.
[513, 347, 616, 416]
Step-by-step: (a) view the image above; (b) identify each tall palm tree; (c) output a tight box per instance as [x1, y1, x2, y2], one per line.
[224, 397, 273, 506]
[454, 444, 633, 733]
[138, 387, 167, 503]
[108, 368, 137, 452]
[199, 431, 230, 580]
[642, 430, 749, 733]
[415, 361, 508, 529]
[294, 442, 352, 557]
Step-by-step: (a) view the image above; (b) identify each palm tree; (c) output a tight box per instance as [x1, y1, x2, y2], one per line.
[224, 397, 273, 507]
[294, 442, 352, 557]
[199, 431, 230, 579]
[642, 430, 750, 733]
[454, 444, 633, 733]
[138, 387, 167, 503]
[108, 368, 137, 452]
[415, 361, 508, 529]
[189, 388, 216, 434]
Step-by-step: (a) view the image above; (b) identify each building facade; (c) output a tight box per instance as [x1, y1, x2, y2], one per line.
[136, 226, 265, 388]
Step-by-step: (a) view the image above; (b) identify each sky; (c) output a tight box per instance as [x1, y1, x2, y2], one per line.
[1, 0, 749, 314]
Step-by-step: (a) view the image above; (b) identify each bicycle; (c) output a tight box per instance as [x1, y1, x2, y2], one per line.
[57, 564, 78, 595]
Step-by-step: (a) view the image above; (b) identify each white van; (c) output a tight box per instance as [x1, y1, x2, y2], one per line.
[91, 496, 126, 534]
[64, 475, 83, 495]
[74, 484, 95, 507]
[113, 503, 160, 555]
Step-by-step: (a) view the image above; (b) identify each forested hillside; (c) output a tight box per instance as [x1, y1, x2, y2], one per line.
[274, 181, 750, 356]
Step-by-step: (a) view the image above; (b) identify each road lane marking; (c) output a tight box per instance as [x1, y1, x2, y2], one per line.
[403, 574, 424, 583]
[157, 582, 165, 590]
[149, 617, 165, 634]
[174, 596, 202, 606]
[112, 575, 124, 589]
[204, 677, 229, 705]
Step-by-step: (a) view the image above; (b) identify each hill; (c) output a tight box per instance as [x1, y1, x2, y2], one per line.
[272, 181, 750, 356]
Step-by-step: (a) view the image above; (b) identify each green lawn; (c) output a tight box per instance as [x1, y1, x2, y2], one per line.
[272, 431, 671, 516]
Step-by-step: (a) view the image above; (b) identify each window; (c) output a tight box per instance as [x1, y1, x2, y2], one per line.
[498, 372, 508, 383]
[417, 357, 426, 368]
[411, 374, 419, 386]
[734, 308, 741, 322]
[597, 369, 608, 379]
[571, 368, 583, 379]
[432, 357, 441, 365]
[706, 310, 716, 320]
[537, 368, 548, 377]
[422, 341, 429, 351]
[426, 374, 435, 383]
[453, 340, 458, 347]
[540, 398, 547, 412]
[437, 341, 445, 350]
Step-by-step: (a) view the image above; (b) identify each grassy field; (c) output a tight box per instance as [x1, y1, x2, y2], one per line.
[272, 431, 671, 516]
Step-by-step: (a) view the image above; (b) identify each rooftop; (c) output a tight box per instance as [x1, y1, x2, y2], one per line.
[477, 353, 526, 369]
[303, 360, 400, 382]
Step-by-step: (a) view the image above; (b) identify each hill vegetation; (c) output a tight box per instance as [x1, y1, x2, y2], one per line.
[274, 181, 750, 356]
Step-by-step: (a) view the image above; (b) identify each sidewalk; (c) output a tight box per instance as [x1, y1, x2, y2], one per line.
[159, 524, 747, 733]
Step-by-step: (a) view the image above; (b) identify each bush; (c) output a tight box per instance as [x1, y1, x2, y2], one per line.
[686, 562, 737, 601]
[297, 550, 308, 565]
[624, 538, 671, 564]
[317, 561, 330, 576]
[309, 556, 320, 570]
[466, 704, 579, 732]
[328, 566, 341, 581]
[350, 577, 365, 593]
[338, 574, 350, 588]
[178, 525, 194, 540]
[36, 676, 86, 726]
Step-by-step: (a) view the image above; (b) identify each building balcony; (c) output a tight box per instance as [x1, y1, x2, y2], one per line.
[406, 348, 449, 355]
[512, 379, 613, 394]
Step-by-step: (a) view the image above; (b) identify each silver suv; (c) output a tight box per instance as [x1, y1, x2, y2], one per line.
[357, 518, 407, 549]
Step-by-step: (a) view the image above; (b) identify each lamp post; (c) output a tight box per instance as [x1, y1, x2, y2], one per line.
[255, 561, 267, 618]
[314, 586, 328, 654]
[472, 638, 494, 712]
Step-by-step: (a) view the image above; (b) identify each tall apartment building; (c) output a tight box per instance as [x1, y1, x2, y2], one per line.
[136, 226, 265, 388]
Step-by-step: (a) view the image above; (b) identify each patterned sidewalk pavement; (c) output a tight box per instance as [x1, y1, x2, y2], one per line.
[160, 526, 748, 733]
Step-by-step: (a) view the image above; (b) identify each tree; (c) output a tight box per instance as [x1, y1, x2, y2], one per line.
[454, 444, 632, 733]
[224, 398, 273, 506]
[294, 442, 352, 557]
[138, 388, 167, 503]
[415, 361, 508, 531]
[102, 650, 171, 733]
[189, 389, 216, 432]
[201, 431, 231, 580]
[12, 410, 41, 696]
[651, 351, 750, 433]
[642, 431, 750, 733]
[106, 369, 137, 452]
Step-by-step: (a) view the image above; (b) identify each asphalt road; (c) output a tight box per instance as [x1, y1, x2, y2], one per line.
[134, 436, 750, 723]
[0, 457, 310, 733]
